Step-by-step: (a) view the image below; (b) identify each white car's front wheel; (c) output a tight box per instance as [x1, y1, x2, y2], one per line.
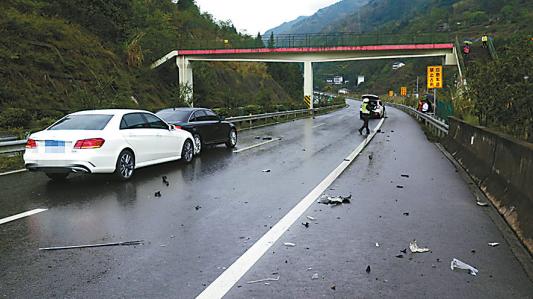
[182, 140, 194, 163]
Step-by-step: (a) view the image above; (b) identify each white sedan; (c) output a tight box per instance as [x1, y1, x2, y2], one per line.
[24, 109, 195, 180]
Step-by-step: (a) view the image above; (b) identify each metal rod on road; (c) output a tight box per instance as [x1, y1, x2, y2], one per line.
[39, 240, 144, 251]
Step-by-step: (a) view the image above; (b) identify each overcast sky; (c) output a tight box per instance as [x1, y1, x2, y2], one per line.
[194, 0, 341, 35]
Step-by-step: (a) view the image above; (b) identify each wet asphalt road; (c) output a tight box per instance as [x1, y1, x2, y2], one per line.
[1, 101, 532, 298]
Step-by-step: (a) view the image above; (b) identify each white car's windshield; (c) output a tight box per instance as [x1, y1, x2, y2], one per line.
[48, 114, 113, 130]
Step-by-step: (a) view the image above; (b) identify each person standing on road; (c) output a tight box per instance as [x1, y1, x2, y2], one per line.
[359, 98, 371, 135]
[482, 34, 488, 48]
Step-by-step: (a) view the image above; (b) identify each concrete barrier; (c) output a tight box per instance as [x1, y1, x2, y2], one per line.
[444, 117, 533, 254]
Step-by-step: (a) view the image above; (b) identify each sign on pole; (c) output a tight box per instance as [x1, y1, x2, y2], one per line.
[427, 66, 443, 89]
[304, 95, 311, 108]
[400, 87, 407, 96]
[388, 90, 394, 97]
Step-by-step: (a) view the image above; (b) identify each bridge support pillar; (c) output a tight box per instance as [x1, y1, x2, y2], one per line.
[303, 61, 314, 110]
[177, 56, 194, 107]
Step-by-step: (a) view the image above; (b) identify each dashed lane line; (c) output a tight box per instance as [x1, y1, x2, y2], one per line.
[197, 118, 385, 299]
[233, 138, 281, 153]
[0, 208, 48, 225]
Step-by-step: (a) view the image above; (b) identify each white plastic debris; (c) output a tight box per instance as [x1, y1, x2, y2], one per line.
[450, 258, 479, 276]
[409, 240, 430, 253]
[311, 273, 319, 280]
[306, 216, 316, 221]
[476, 201, 489, 206]
[262, 169, 271, 173]
[246, 276, 280, 284]
[375, 242, 380, 247]
[284, 242, 296, 247]
[488, 242, 500, 247]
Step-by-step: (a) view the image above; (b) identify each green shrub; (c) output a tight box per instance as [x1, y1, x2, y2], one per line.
[0, 108, 31, 129]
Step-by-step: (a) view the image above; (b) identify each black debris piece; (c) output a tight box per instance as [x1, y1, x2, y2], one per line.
[395, 254, 404, 258]
[400, 248, 407, 254]
[391, 130, 395, 132]
[255, 136, 261, 139]
[39, 240, 144, 251]
[377, 129, 382, 133]
[368, 154, 373, 160]
[396, 185, 404, 189]
[195, 205, 202, 210]
[401, 174, 410, 178]
[262, 169, 271, 173]
[366, 265, 371, 273]
[331, 284, 336, 290]
[471, 249, 476, 254]
[263, 137, 273, 140]
[302, 222, 310, 228]
[344, 158, 350, 162]
[403, 212, 409, 216]
[154, 191, 161, 197]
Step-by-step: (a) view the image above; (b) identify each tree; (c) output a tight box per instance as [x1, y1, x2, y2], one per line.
[177, 0, 196, 11]
[255, 32, 264, 48]
[268, 32, 275, 48]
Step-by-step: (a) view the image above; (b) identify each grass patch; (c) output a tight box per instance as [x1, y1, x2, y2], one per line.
[0, 154, 24, 173]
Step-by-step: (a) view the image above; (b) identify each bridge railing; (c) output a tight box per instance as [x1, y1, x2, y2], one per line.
[177, 32, 453, 50]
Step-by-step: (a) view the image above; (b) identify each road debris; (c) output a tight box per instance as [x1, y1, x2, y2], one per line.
[262, 169, 271, 173]
[476, 201, 489, 207]
[284, 242, 296, 247]
[403, 212, 409, 216]
[409, 240, 430, 253]
[344, 158, 350, 162]
[318, 194, 351, 205]
[312, 273, 319, 280]
[246, 276, 280, 284]
[154, 191, 161, 197]
[395, 254, 404, 258]
[39, 240, 144, 251]
[306, 216, 316, 221]
[262, 137, 273, 140]
[162, 176, 169, 186]
[255, 136, 261, 139]
[195, 205, 202, 210]
[331, 284, 336, 290]
[396, 185, 404, 189]
[400, 248, 407, 254]
[401, 174, 410, 178]
[366, 265, 371, 273]
[375, 242, 380, 247]
[302, 222, 310, 228]
[488, 242, 500, 247]
[450, 258, 479, 276]
[368, 154, 373, 160]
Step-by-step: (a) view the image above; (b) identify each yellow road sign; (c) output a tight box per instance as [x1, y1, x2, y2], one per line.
[388, 90, 394, 97]
[400, 87, 407, 96]
[304, 95, 311, 108]
[427, 66, 443, 89]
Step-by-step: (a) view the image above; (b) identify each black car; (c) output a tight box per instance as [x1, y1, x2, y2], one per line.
[156, 108, 237, 155]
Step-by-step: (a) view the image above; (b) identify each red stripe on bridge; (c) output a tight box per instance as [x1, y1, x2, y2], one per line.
[178, 44, 454, 56]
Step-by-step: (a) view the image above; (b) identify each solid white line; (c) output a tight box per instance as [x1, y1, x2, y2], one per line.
[233, 138, 281, 153]
[312, 123, 326, 129]
[197, 118, 385, 299]
[0, 169, 27, 176]
[0, 208, 48, 225]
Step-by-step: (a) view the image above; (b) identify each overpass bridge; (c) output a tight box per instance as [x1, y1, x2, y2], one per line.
[152, 33, 460, 107]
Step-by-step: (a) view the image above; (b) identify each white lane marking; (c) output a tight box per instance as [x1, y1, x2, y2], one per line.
[312, 123, 326, 129]
[0, 208, 48, 225]
[233, 138, 281, 153]
[197, 118, 385, 299]
[0, 169, 27, 176]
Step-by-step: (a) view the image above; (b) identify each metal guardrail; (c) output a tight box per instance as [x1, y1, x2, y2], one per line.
[386, 102, 449, 137]
[0, 104, 346, 155]
[0, 140, 27, 155]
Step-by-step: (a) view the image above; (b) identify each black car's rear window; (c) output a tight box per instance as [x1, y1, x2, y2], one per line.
[48, 114, 113, 130]
[156, 110, 191, 123]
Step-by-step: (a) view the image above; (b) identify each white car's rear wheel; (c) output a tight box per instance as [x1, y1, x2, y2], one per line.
[115, 150, 135, 180]
[182, 140, 194, 163]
